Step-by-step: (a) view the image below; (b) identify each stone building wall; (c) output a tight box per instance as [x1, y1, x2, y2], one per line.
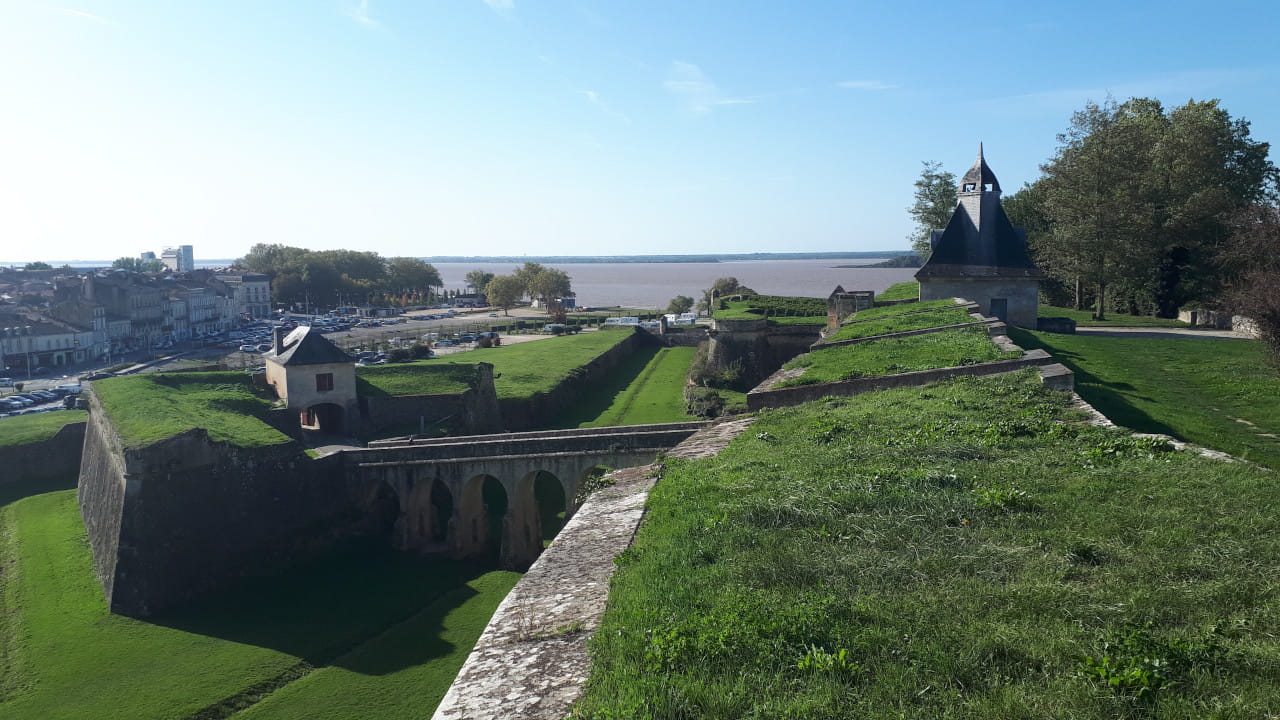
[919, 278, 1039, 328]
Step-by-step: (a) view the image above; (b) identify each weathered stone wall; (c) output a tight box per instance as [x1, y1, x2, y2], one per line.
[706, 320, 824, 389]
[919, 277, 1039, 327]
[361, 365, 502, 436]
[498, 329, 651, 431]
[78, 390, 356, 616]
[0, 420, 85, 487]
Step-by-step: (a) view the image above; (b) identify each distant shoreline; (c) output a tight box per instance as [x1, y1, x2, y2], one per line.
[5, 251, 913, 269]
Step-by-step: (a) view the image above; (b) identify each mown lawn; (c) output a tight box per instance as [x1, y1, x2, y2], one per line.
[404, 329, 635, 400]
[91, 372, 290, 449]
[1010, 328, 1280, 468]
[572, 347, 697, 428]
[0, 411, 87, 448]
[0, 488, 517, 720]
[576, 372, 1280, 718]
[356, 363, 478, 397]
[714, 296, 827, 325]
[848, 298, 957, 322]
[829, 305, 976, 342]
[1038, 304, 1190, 328]
[875, 280, 919, 301]
[781, 326, 1019, 386]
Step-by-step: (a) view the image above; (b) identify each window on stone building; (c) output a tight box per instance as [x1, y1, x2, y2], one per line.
[316, 373, 334, 392]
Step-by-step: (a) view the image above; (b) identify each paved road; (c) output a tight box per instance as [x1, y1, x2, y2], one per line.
[1074, 326, 1252, 340]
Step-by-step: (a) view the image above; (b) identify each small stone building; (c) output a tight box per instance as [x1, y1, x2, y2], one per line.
[915, 145, 1043, 327]
[263, 326, 359, 435]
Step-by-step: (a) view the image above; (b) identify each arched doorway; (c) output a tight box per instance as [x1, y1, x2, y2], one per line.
[457, 474, 507, 564]
[396, 478, 454, 553]
[534, 471, 567, 548]
[301, 403, 344, 434]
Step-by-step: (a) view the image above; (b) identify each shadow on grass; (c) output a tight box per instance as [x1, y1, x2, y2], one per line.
[146, 538, 492, 676]
[0, 472, 78, 508]
[1009, 328, 1180, 437]
[549, 345, 662, 428]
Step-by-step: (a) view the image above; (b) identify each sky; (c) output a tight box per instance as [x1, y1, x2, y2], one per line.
[2, 0, 1278, 264]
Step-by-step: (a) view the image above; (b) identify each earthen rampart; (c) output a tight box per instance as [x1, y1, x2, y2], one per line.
[0, 420, 85, 488]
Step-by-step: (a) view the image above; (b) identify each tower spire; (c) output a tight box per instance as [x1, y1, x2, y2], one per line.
[960, 142, 1000, 193]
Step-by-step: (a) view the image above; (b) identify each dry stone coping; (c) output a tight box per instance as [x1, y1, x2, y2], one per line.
[431, 417, 756, 720]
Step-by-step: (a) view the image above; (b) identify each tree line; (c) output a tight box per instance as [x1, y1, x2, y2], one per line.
[236, 244, 444, 308]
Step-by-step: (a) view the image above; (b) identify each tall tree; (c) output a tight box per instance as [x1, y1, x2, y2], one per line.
[384, 257, 442, 295]
[484, 275, 524, 315]
[513, 262, 546, 300]
[1218, 204, 1280, 367]
[907, 161, 958, 259]
[23, 261, 52, 271]
[667, 295, 695, 314]
[698, 277, 755, 313]
[465, 269, 495, 294]
[112, 257, 165, 273]
[529, 268, 573, 307]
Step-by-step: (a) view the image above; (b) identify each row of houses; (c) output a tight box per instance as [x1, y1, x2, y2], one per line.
[0, 268, 270, 374]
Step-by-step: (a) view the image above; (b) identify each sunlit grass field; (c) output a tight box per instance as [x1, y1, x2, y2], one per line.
[0, 411, 87, 448]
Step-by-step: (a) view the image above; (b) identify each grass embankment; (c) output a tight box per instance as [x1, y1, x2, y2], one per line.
[0, 488, 518, 720]
[875, 280, 919, 301]
[829, 304, 976, 342]
[781, 326, 1019, 387]
[1011, 328, 1280, 469]
[558, 347, 697, 428]
[714, 296, 827, 325]
[92, 373, 290, 449]
[1038, 304, 1190, 328]
[356, 363, 478, 397]
[381, 329, 634, 401]
[576, 372, 1280, 718]
[0, 411, 87, 448]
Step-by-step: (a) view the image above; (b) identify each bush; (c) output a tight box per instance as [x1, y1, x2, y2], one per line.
[410, 344, 434, 359]
[387, 348, 412, 363]
[685, 387, 725, 419]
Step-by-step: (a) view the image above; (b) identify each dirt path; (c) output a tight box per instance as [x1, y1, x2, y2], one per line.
[1073, 326, 1251, 340]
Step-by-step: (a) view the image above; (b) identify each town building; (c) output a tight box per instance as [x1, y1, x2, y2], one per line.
[216, 272, 272, 319]
[0, 311, 97, 374]
[914, 145, 1043, 327]
[263, 325, 358, 435]
[160, 245, 195, 273]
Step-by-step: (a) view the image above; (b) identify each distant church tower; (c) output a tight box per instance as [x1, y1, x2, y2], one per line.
[914, 144, 1043, 327]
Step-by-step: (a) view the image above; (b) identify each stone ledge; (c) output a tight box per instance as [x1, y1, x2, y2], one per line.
[431, 417, 755, 720]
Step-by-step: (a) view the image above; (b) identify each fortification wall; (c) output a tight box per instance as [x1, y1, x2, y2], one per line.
[0, 420, 85, 487]
[706, 321, 824, 389]
[78, 391, 356, 616]
[498, 330, 651, 431]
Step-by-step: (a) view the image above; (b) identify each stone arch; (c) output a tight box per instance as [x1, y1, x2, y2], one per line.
[533, 470, 568, 548]
[393, 476, 454, 553]
[301, 402, 344, 434]
[456, 473, 507, 564]
[572, 464, 614, 514]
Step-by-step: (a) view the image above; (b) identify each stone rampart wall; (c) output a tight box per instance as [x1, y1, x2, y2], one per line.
[498, 330, 650, 431]
[0, 420, 85, 487]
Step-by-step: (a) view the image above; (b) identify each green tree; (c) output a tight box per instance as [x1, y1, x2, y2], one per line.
[529, 269, 573, 308]
[513, 262, 546, 300]
[23, 261, 52, 271]
[1219, 204, 1280, 367]
[465, 269, 495, 294]
[667, 295, 695, 314]
[112, 257, 165, 273]
[384, 257, 442, 295]
[698, 277, 755, 314]
[907, 161, 958, 260]
[484, 275, 524, 315]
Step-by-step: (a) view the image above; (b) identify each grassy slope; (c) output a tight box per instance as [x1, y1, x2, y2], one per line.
[847, 298, 957, 322]
[92, 372, 289, 449]
[1011, 328, 1280, 469]
[408, 330, 634, 400]
[782, 326, 1019, 386]
[577, 347, 697, 427]
[0, 411, 87, 448]
[356, 363, 476, 397]
[0, 489, 517, 720]
[577, 372, 1280, 718]
[1038, 304, 1190, 328]
[875, 280, 919, 301]
[829, 305, 975, 342]
[713, 296, 827, 325]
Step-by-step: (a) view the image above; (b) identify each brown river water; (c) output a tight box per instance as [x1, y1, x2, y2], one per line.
[433, 259, 917, 309]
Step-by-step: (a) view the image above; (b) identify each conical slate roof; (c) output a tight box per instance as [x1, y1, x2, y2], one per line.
[265, 326, 353, 366]
[915, 146, 1042, 279]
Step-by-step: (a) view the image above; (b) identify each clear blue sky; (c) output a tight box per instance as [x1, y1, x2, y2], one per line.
[2, 0, 1277, 263]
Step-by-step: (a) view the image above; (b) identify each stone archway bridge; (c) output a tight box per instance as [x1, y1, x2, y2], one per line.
[345, 422, 706, 569]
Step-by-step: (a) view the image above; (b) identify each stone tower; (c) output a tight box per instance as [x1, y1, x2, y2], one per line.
[914, 145, 1043, 327]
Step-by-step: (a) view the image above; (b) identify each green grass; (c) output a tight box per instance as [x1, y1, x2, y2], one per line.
[1011, 328, 1280, 468]
[569, 347, 697, 428]
[576, 372, 1280, 718]
[828, 305, 976, 342]
[91, 372, 290, 449]
[781, 326, 1020, 386]
[847, 298, 959, 322]
[0, 486, 518, 720]
[876, 280, 919, 301]
[395, 329, 635, 400]
[356, 363, 478, 397]
[0, 411, 87, 448]
[1038, 304, 1190, 327]
[713, 295, 828, 325]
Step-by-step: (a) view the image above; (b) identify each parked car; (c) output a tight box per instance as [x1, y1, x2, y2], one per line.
[256, 343, 273, 353]
[0, 378, 12, 387]
[81, 371, 116, 381]
[433, 340, 455, 347]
